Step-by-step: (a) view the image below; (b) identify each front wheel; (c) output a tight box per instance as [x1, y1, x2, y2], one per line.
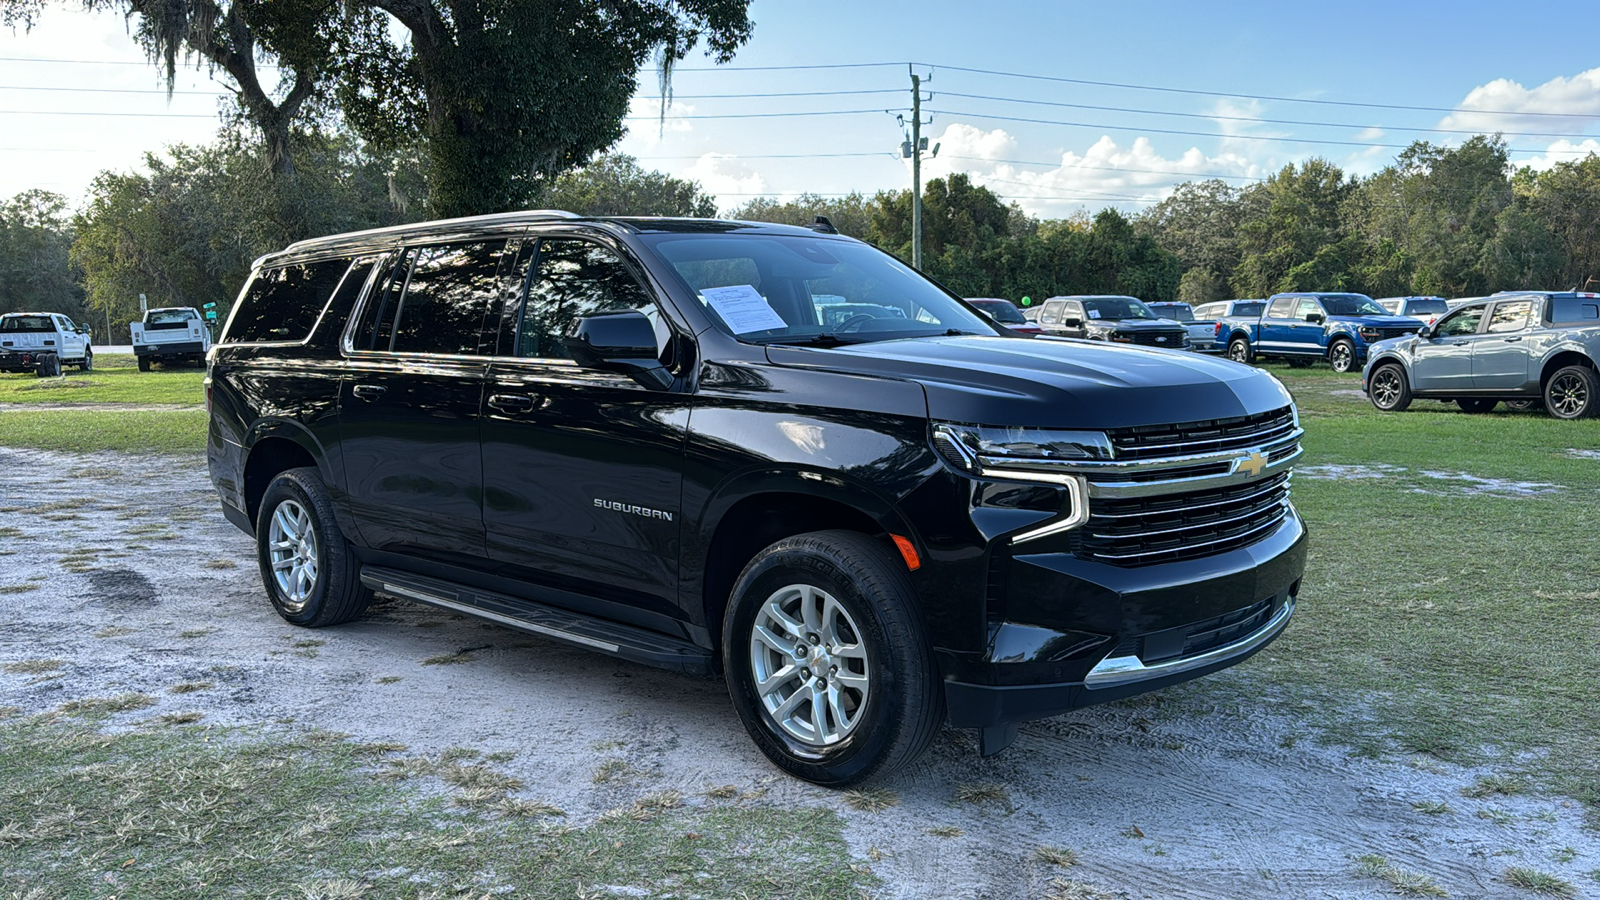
[1368, 363, 1412, 412]
[1544, 365, 1599, 420]
[723, 530, 943, 787]
[78, 349, 93, 372]
[256, 467, 372, 627]
[1327, 339, 1357, 373]
[1226, 337, 1253, 364]
[1456, 398, 1498, 413]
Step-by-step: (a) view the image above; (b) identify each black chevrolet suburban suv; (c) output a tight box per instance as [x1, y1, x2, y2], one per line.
[207, 211, 1307, 785]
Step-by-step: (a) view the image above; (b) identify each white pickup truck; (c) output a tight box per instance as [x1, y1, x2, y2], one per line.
[130, 307, 211, 371]
[0, 311, 93, 376]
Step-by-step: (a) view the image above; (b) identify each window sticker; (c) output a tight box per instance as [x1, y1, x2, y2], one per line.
[700, 284, 788, 334]
[1087, 309, 1101, 319]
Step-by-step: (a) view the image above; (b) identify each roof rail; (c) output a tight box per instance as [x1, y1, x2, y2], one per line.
[279, 209, 584, 254]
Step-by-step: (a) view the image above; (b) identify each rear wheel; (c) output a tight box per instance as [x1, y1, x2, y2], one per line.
[1456, 398, 1499, 413]
[34, 354, 60, 377]
[1368, 363, 1412, 412]
[1226, 337, 1253, 364]
[723, 530, 943, 787]
[137, 356, 151, 372]
[256, 467, 372, 627]
[1327, 339, 1357, 373]
[1544, 365, 1599, 420]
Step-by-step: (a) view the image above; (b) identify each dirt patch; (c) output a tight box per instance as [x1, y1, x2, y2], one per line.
[1, 446, 1595, 899]
[1299, 463, 1563, 497]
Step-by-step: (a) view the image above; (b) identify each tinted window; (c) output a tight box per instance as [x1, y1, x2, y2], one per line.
[1083, 297, 1155, 320]
[1232, 302, 1265, 317]
[1267, 298, 1296, 318]
[1192, 304, 1219, 319]
[382, 242, 505, 356]
[226, 260, 351, 344]
[970, 300, 1025, 324]
[1406, 298, 1448, 316]
[519, 239, 656, 359]
[1487, 300, 1535, 334]
[1437, 307, 1485, 337]
[146, 310, 196, 330]
[1549, 297, 1600, 326]
[1151, 304, 1194, 322]
[0, 315, 53, 332]
[1319, 294, 1387, 316]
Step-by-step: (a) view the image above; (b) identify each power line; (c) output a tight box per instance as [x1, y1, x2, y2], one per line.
[636, 89, 901, 100]
[0, 84, 225, 96]
[635, 152, 894, 160]
[667, 62, 904, 72]
[917, 61, 1600, 121]
[926, 107, 1600, 155]
[0, 54, 282, 69]
[941, 154, 1264, 182]
[938, 90, 1600, 141]
[0, 109, 217, 118]
[623, 108, 905, 120]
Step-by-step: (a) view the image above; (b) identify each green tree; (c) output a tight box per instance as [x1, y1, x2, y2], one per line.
[1506, 154, 1600, 291]
[1233, 159, 1360, 296]
[729, 192, 876, 237]
[342, 0, 753, 217]
[0, 190, 86, 320]
[540, 155, 716, 217]
[1137, 179, 1244, 303]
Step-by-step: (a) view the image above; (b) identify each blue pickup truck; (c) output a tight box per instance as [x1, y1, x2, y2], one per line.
[1220, 292, 1426, 372]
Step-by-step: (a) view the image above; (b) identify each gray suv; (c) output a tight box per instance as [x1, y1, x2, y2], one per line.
[1362, 291, 1600, 419]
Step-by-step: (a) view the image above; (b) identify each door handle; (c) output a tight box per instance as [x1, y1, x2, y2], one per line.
[487, 393, 536, 413]
[1502, 336, 1522, 342]
[351, 383, 387, 401]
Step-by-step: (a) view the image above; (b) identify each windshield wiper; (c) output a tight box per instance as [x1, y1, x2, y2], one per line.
[759, 333, 857, 348]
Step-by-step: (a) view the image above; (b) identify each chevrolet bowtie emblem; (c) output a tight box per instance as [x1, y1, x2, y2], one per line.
[1235, 451, 1267, 477]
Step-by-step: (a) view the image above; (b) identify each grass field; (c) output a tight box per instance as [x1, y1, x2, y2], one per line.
[0, 353, 207, 453]
[0, 352, 204, 405]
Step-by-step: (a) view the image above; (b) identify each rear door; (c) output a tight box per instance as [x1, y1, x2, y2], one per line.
[1471, 298, 1539, 389]
[1258, 296, 1299, 352]
[1410, 304, 1485, 392]
[338, 239, 510, 563]
[479, 234, 692, 632]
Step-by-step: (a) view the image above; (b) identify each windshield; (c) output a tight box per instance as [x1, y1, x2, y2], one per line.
[1406, 298, 1448, 316]
[1150, 304, 1193, 322]
[1319, 294, 1388, 316]
[969, 299, 1026, 324]
[1083, 297, 1156, 321]
[643, 233, 996, 344]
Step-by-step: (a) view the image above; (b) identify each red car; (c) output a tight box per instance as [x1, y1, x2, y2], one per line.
[966, 298, 1042, 334]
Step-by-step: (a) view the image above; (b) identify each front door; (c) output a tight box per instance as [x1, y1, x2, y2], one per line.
[1472, 298, 1538, 390]
[1409, 305, 1485, 392]
[480, 236, 692, 633]
[338, 240, 509, 563]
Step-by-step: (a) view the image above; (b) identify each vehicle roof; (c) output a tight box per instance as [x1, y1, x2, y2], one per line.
[263, 211, 841, 267]
[0, 311, 66, 317]
[965, 298, 1015, 305]
[1044, 294, 1143, 302]
[1490, 290, 1600, 299]
[1267, 291, 1375, 298]
[146, 307, 199, 313]
[1147, 301, 1190, 307]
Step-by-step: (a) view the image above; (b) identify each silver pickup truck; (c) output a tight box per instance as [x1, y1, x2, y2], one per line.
[0, 312, 93, 376]
[1363, 291, 1600, 419]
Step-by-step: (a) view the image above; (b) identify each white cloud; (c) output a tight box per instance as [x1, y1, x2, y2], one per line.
[918, 124, 1257, 217]
[1354, 126, 1385, 142]
[682, 153, 766, 199]
[1439, 67, 1600, 136]
[624, 97, 697, 146]
[1517, 139, 1600, 172]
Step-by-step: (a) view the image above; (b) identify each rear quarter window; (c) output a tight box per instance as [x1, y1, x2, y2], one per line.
[1549, 297, 1600, 326]
[223, 258, 353, 344]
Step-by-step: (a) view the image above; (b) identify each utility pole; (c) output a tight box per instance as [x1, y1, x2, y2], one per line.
[900, 66, 938, 270]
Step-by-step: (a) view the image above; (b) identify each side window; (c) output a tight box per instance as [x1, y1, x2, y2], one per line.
[1066, 301, 1086, 322]
[387, 242, 506, 355]
[519, 239, 658, 360]
[1380, 300, 1399, 314]
[1267, 297, 1295, 318]
[226, 258, 353, 344]
[1193, 304, 1218, 319]
[1486, 301, 1535, 334]
[1437, 307, 1485, 337]
[1294, 299, 1322, 320]
[1549, 297, 1600, 326]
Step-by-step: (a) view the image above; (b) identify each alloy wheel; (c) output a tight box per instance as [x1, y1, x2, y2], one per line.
[748, 583, 870, 747]
[1549, 372, 1589, 418]
[1371, 368, 1403, 409]
[1330, 343, 1353, 372]
[268, 499, 319, 611]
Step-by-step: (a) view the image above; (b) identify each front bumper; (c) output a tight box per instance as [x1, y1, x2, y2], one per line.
[941, 507, 1307, 728]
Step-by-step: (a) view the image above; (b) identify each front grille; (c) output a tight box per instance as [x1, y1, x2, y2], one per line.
[1108, 597, 1276, 661]
[1107, 407, 1296, 460]
[1076, 472, 1292, 566]
[1123, 330, 1187, 347]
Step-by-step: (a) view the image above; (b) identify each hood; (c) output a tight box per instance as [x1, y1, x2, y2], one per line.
[1329, 315, 1425, 327]
[1089, 317, 1185, 331]
[765, 334, 1293, 429]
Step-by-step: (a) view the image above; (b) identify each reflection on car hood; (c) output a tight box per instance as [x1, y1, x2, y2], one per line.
[1089, 318, 1185, 330]
[766, 334, 1293, 429]
[1329, 315, 1425, 327]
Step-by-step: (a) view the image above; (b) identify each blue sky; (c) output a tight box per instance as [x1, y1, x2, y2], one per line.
[3, 0, 1598, 217]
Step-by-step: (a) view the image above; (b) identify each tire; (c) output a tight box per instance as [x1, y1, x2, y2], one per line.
[1504, 399, 1542, 412]
[1543, 365, 1600, 420]
[1226, 337, 1253, 364]
[78, 348, 93, 372]
[1456, 398, 1499, 414]
[137, 356, 151, 372]
[722, 530, 944, 787]
[1368, 363, 1412, 412]
[256, 467, 372, 627]
[34, 354, 60, 377]
[1327, 339, 1357, 373]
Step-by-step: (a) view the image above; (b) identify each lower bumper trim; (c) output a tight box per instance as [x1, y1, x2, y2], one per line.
[1084, 596, 1295, 689]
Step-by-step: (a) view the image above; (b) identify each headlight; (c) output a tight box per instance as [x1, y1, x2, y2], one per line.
[932, 423, 1113, 472]
[1358, 327, 1381, 341]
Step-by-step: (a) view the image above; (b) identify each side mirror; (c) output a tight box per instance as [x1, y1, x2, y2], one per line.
[1062, 317, 1083, 328]
[566, 310, 671, 389]
[1417, 324, 1433, 339]
[1304, 313, 1325, 324]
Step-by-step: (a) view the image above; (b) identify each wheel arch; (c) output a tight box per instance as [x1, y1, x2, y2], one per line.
[692, 469, 919, 653]
[1539, 349, 1596, 388]
[241, 421, 333, 531]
